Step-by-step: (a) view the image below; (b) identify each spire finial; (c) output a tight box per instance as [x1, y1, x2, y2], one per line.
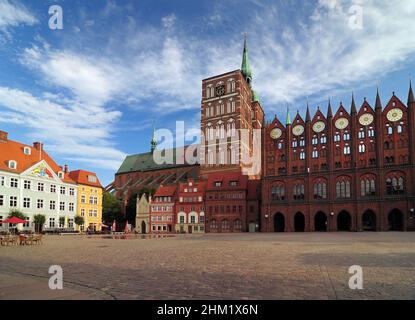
[241, 32, 252, 85]
[327, 98, 333, 118]
[408, 78, 414, 106]
[375, 86, 382, 110]
[286, 105, 291, 125]
[351, 92, 357, 114]
[151, 122, 157, 153]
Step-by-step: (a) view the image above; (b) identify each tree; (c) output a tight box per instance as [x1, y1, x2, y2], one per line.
[74, 216, 84, 229]
[8, 209, 26, 220]
[102, 192, 122, 224]
[33, 214, 46, 233]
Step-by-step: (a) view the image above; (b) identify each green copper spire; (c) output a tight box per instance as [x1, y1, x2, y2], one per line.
[151, 126, 157, 153]
[241, 33, 252, 85]
[286, 106, 291, 125]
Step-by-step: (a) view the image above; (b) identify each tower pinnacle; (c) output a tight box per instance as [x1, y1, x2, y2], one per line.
[151, 126, 157, 153]
[241, 33, 252, 85]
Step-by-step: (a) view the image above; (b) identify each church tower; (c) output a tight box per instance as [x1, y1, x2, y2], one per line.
[200, 35, 264, 177]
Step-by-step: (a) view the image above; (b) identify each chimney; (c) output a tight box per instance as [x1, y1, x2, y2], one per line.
[33, 142, 43, 151]
[0, 130, 8, 142]
[64, 164, 69, 173]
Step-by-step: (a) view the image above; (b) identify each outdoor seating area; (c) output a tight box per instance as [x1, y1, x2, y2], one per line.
[0, 233, 43, 246]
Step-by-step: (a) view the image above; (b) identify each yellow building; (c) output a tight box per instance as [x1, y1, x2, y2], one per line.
[69, 170, 103, 232]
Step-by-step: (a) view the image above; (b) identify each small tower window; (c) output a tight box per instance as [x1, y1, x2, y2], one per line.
[58, 171, 64, 179]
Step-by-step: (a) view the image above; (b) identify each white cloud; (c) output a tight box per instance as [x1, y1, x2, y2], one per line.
[251, 0, 415, 107]
[0, 87, 125, 170]
[0, 0, 37, 32]
[161, 14, 176, 29]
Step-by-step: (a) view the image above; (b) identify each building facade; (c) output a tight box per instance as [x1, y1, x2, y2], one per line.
[111, 37, 415, 233]
[262, 89, 415, 232]
[0, 132, 78, 231]
[136, 194, 150, 234]
[69, 170, 103, 232]
[175, 179, 205, 233]
[149, 185, 176, 233]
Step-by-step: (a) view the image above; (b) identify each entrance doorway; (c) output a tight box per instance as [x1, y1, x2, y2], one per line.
[273, 213, 285, 232]
[314, 212, 327, 231]
[388, 209, 404, 231]
[294, 212, 305, 232]
[141, 221, 147, 234]
[337, 211, 351, 231]
[362, 210, 376, 231]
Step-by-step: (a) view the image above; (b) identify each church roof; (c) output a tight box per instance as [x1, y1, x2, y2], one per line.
[116, 146, 198, 175]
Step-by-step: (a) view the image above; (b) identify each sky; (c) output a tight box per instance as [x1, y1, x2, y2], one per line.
[0, 0, 415, 186]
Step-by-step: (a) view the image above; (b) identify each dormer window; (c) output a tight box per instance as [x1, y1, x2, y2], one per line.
[23, 147, 31, 155]
[8, 160, 17, 170]
[88, 175, 97, 183]
[58, 172, 64, 179]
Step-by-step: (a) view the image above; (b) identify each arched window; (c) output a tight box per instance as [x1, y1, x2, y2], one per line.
[368, 129, 375, 137]
[313, 179, 327, 199]
[206, 124, 214, 141]
[359, 144, 366, 153]
[312, 136, 318, 145]
[360, 176, 376, 196]
[334, 134, 341, 142]
[271, 183, 285, 201]
[386, 173, 405, 195]
[221, 219, 230, 231]
[227, 80, 236, 93]
[277, 142, 283, 150]
[344, 145, 351, 155]
[336, 177, 351, 199]
[206, 85, 213, 99]
[343, 133, 350, 141]
[312, 150, 318, 159]
[397, 125, 403, 134]
[320, 136, 327, 144]
[210, 219, 217, 230]
[293, 182, 305, 200]
[217, 122, 225, 139]
[387, 126, 393, 135]
[227, 119, 236, 137]
[234, 219, 242, 231]
[218, 148, 225, 165]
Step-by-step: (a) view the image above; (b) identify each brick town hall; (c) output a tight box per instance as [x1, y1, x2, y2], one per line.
[108, 37, 415, 233]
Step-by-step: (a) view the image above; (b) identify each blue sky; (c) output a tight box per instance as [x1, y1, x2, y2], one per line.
[1, 0, 415, 186]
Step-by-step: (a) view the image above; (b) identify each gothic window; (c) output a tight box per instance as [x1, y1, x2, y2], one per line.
[293, 183, 305, 200]
[360, 176, 376, 196]
[217, 122, 225, 139]
[359, 144, 366, 153]
[343, 133, 350, 141]
[368, 129, 375, 137]
[312, 137, 318, 145]
[207, 124, 214, 141]
[227, 119, 236, 137]
[336, 178, 351, 199]
[227, 80, 236, 93]
[221, 219, 230, 231]
[271, 183, 285, 201]
[312, 150, 318, 159]
[344, 145, 351, 155]
[334, 134, 341, 142]
[397, 125, 403, 134]
[277, 142, 283, 150]
[320, 136, 327, 144]
[206, 85, 212, 99]
[292, 140, 298, 148]
[387, 126, 393, 135]
[229, 146, 237, 164]
[299, 139, 305, 147]
[386, 173, 405, 195]
[300, 152, 306, 160]
[358, 131, 365, 139]
[313, 180, 327, 199]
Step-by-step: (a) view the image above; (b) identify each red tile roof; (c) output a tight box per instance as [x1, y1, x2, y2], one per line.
[0, 132, 75, 184]
[68, 170, 102, 188]
[205, 171, 248, 190]
[154, 185, 177, 197]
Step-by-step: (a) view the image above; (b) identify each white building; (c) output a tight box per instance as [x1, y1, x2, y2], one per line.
[0, 131, 78, 232]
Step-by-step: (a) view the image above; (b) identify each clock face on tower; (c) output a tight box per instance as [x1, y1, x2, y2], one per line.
[215, 84, 225, 96]
[270, 128, 282, 140]
[335, 117, 349, 130]
[386, 108, 403, 122]
[292, 125, 304, 136]
[359, 113, 374, 126]
[312, 121, 326, 133]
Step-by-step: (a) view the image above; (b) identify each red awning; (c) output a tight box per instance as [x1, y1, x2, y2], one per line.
[1, 217, 28, 224]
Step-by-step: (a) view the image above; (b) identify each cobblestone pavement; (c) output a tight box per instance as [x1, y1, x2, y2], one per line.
[1, 233, 415, 300]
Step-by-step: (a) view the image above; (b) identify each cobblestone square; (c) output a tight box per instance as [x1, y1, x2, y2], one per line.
[1, 233, 415, 300]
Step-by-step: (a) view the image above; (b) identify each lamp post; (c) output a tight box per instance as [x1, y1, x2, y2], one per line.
[330, 211, 335, 232]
